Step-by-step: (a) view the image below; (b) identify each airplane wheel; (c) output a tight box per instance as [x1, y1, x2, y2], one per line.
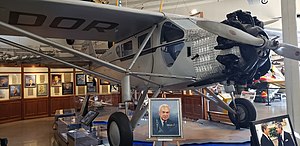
[228, 98, 256, 128]
[107, 112, 133, 146]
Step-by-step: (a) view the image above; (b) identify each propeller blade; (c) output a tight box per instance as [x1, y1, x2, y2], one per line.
[196, 20, 265, 46]
[273, 43, 300, 61]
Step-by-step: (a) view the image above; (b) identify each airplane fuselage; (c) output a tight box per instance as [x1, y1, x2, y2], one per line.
[95, 17, 244, 90]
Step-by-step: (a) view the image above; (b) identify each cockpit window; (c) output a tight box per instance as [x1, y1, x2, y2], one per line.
[160, 22, 184, 43]
[160, 22, 185, 67]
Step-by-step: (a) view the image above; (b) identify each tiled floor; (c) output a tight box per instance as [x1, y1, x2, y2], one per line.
[0, 99, 288, 146]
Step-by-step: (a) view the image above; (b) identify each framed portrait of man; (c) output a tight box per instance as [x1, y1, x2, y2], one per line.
[0, 76, 9, 88]
[62, 82, 73, 95]
[51, 74, 62, 87]
[250, 115, 298, 146]
[87, 82, 96, 93]
[76, 74, 86, 86]
[149, 98, 183, 138]
[25, 75, 36, 88]
[9, 85, 21, 99]
[37, 84, 47, 96]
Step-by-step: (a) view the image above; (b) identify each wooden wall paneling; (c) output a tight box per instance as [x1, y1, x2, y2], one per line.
[24, 100, 38, 117]
[50, 96, 75, 115]
[0, 102, 11, 120]
[9, 100, 22, 119]
[37, 98, 48, 115]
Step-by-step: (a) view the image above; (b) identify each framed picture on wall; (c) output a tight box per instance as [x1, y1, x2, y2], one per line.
[37, 84, 48, 96]
[0, 89, 6, 99]
[0, 76, 9, 88]
[25, 75, 36, 88]
[87, 82, 96, 93]
[51, 74, 62, 87]
[62, 82, 73, 95]
[76, 74, 86, 86]
[9, 85, 21, 99]
[149, 98, 183, 138]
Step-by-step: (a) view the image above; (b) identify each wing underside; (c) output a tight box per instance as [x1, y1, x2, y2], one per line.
[0, 0, 165, 42]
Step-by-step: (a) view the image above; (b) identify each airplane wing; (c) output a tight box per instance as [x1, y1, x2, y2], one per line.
[0, 0, 165, 42]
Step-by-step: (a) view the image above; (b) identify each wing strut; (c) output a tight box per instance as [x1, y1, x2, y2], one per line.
[193, 88, 236, 114]
[128, 25, 156, 70]
[0, 37, 121, 84]
[0, 21, 127, 74]
[130, 87, 161, 130]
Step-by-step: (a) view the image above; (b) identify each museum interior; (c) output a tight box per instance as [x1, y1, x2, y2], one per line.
[0, 0, 300, 146]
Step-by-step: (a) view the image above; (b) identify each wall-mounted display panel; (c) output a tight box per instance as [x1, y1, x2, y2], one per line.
[50, 72, 74, 97]
[24, 73, 48, 98]
[0, 73, 21, 100]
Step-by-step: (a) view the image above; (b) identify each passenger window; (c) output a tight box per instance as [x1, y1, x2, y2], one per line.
[138, 33, 151, 50]
[121, 41, 132, 57]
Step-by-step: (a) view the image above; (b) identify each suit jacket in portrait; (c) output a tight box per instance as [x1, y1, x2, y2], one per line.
[261, 134, 274, 146]
[152, 117, 179, 136]
[278, 131, 295, 146]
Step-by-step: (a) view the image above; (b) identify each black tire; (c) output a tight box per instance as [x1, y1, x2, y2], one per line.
[107, 112, 133, 146]
[228, 98, 257, 128]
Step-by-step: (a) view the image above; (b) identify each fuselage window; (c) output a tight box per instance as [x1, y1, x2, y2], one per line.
[138, 33, 151, 50]
[116, 46, 121, 57]
[160, 22, 185, 67]
[121, 41, 133, 57]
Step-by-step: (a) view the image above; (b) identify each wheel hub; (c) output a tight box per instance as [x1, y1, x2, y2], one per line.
[109, 121, 120, 146]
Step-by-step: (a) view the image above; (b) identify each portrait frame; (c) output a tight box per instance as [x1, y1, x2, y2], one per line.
[0, 75, 9, 89]
[9, 84, 21, 99]
[76, 74, 86, 86]
[149, 98, 183, 138]
[51, 74, 62, 87]
[25, 75, 36, 88]
[62, 82, 74, 95]
[250, 114, 298, 146]
[86, 82, 96, 93]
[37, 84, 48, 96]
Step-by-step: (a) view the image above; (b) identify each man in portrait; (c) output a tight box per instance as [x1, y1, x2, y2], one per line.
[152, 104, 179, 136]
[260, 123, 274, 146]
[276, 122, 295, 146]
[52, 75, 61, 86]
[26, 78, 35, 87]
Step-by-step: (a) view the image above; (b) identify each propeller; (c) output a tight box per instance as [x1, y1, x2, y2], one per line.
[196, 20, 300, 61]
[197, 20, 264, 46]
